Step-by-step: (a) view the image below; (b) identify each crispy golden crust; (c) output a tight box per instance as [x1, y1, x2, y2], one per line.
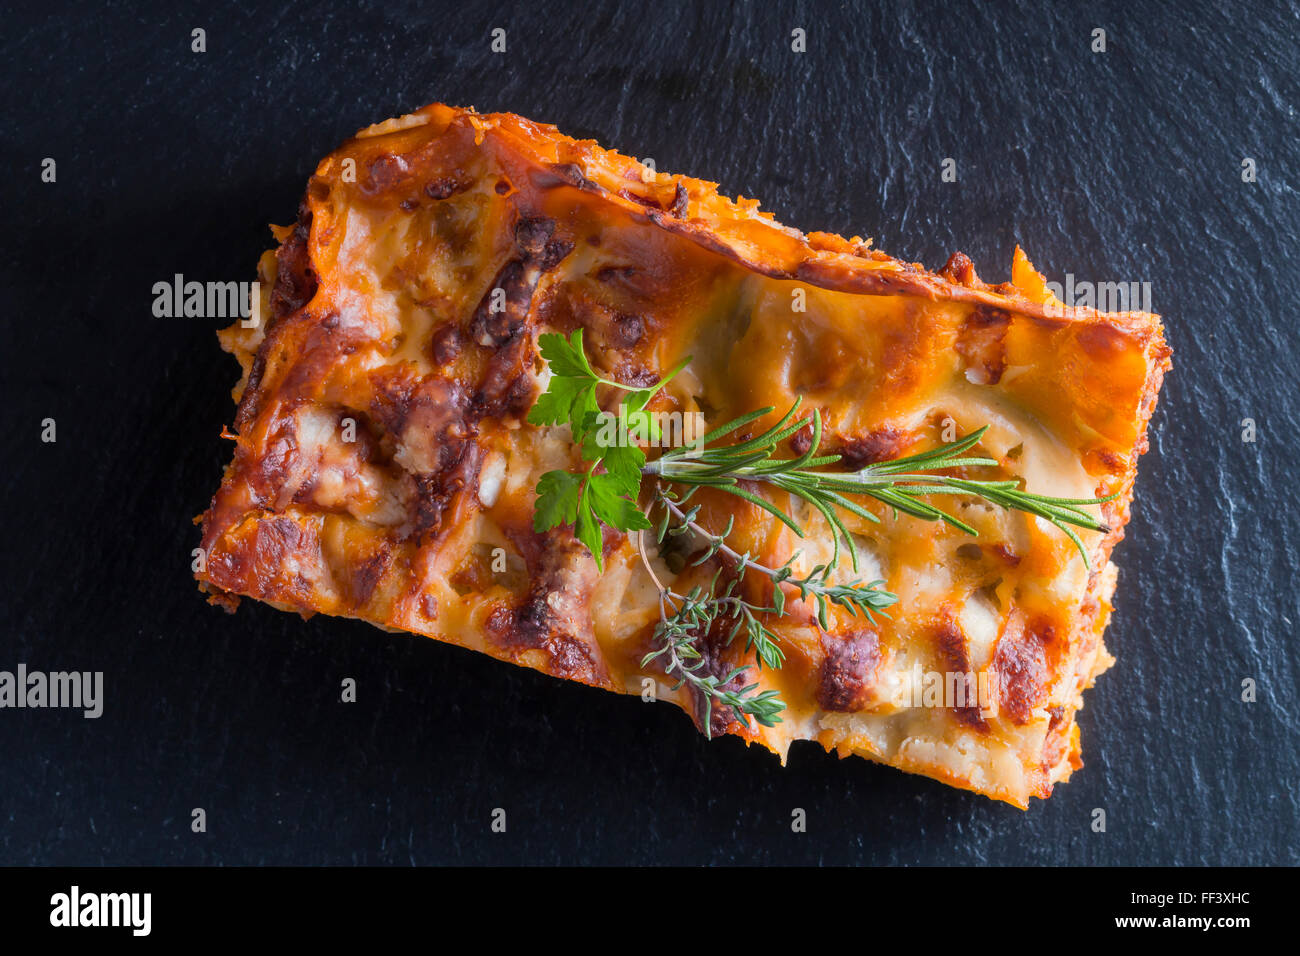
[197, 104, 1170, 807]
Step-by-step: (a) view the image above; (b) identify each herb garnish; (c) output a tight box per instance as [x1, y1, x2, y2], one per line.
[527, 330, 1112, 733]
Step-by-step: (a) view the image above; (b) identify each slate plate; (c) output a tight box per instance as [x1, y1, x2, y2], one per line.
[1, 0, 1296, 865]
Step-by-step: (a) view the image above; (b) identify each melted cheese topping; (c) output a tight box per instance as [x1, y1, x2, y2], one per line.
[198, 103, 1170, 808]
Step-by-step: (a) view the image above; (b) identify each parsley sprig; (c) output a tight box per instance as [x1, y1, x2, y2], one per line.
[526, 329, 688, 568]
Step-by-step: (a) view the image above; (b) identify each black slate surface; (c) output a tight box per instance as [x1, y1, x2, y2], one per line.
[1, 0, 1297, 866]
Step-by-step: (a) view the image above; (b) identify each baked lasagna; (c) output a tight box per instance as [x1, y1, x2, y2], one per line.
[196, 103, 1170, 807]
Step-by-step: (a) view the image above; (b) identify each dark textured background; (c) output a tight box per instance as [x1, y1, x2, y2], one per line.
[1, 0, 1297, 865]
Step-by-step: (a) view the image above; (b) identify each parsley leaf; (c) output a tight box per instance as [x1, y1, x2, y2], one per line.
[533, 470, 583, 532]
[574, 490, 605, 569]
[526, 374, 588, 428]
[527, 330, 602, 440]
[569, 385, 600, 444]
[587, 471, 652, 533]
[601, 442, 646, 498]
[537, 328, 597, 379]
[623, 389, 662, 443]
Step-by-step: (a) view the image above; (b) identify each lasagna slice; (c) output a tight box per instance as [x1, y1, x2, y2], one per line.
[197, 103, 1170, 807]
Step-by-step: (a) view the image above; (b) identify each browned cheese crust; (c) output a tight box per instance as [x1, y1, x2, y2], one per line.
[197, 104, 1171, 807]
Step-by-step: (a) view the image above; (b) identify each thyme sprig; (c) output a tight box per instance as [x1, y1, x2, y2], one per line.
[636, 491, 896, 734]
[638, 556, 786, 735]
[654, 490, 897, 633]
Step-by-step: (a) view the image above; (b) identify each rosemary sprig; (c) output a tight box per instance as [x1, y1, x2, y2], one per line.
[645, 398, 1114, 569]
